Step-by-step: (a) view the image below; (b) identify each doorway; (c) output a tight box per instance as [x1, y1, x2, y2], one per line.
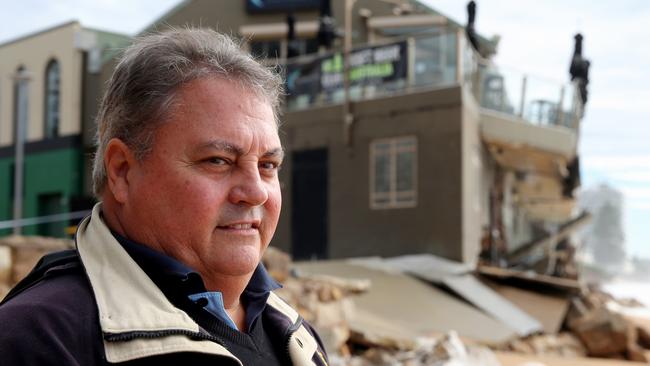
[291, 148, 328, 260]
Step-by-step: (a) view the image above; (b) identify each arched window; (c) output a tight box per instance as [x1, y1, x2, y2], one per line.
[13, 66, 29, 144]
[44, 60, 60, 138]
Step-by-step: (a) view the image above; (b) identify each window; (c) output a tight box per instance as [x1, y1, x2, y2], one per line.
[44, 60, 60, 138]
[370, 136, 417, 208]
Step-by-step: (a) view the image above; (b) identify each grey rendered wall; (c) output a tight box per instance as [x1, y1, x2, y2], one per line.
[460, 88, 483, 263]
[273, 86, 467, 261]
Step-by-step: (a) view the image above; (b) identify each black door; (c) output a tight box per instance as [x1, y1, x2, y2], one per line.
[38, 192, 64, 237]
[291, 148, 328, 260]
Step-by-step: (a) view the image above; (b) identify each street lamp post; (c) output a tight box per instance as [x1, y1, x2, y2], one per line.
[12, 69, 30, 235]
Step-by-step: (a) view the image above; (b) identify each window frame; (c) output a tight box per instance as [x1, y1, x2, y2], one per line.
[369, 135, 418, 209]
[44, 59, 60, 139]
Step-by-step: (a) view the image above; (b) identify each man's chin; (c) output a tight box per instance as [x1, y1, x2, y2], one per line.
[211, 245, 262, 274]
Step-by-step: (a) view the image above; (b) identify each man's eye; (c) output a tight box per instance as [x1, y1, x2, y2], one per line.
[259, 161, 280, 170]
[207, 157, 229, 165]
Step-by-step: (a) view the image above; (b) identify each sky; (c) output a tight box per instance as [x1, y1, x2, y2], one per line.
[1, 1, 648, 258]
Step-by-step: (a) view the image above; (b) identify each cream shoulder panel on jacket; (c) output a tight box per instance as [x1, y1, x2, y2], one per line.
[76, 203, 239, 363]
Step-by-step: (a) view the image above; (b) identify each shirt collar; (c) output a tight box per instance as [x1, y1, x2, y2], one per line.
[112, 231, 195, 280]
[111, 231, 280, 298]
[247, 262, 282, 294]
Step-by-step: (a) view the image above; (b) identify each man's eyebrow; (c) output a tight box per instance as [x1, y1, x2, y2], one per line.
[198, 140, 284, 159]
[263, 148, 285, 160]
[199, 140, 244, 155]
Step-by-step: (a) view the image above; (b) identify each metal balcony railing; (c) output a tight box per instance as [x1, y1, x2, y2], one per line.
[280, 28, 582, 130]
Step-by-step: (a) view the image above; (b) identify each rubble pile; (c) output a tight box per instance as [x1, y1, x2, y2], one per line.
[499, 332, 587, 358]
[334, 332, 501, 366]
[0, 235, 73, 298]
[274, 269, 370, 354]
[494, 285, 650, 363]
[564, 288, 650, 362]
[3, 239, 649, 365]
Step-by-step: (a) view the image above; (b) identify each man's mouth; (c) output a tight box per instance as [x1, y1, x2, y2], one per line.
[224, 223, 254, 229]
[217, 221, 260, 231]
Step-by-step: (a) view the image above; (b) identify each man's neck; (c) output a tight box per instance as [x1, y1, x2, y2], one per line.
[201, 269, 251, 331]
[102, 199, 254, 328]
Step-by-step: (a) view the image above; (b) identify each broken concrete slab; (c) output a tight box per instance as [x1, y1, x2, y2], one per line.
[484, 279, 571, 334]
[349, 255, 544, 337]
[294, 260, 518, 345]
[478, 264, 582, 292]
[350, 254, 473, 284]
[443, 274, 543, 337]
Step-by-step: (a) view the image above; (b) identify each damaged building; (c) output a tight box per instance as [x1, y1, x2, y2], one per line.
[0, 0, 588, 269]
[128, 0, 586, 267]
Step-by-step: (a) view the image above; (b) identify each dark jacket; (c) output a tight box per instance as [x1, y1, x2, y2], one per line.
[0, 204, 328, 365]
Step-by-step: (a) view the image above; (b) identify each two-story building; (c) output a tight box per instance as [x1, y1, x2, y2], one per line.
[0, 21, 130, 237]
[1, 1, 585, 269]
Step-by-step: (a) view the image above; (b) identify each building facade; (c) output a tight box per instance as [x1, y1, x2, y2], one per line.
[0, 21, 129, 237]
[1, 1, 584, 268]
[130, 0, 584, 264]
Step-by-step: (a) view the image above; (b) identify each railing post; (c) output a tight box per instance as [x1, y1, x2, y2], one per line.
[558, 86, 565, 126]
[518, 75, 527, 119]
[455, 28, 463, 83]
[407, 37, 415, 89]
[472, 54, 481, 103]
[570, 84, 582, 130]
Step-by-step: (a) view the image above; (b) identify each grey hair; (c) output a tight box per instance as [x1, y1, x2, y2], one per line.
[92, 27, 283, 198]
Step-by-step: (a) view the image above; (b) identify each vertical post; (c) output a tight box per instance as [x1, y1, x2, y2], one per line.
[570, 83, 582, 131]
[518, 75, 527, 118]
[343, 0, 355, 147]
[13, 71, 29, 235]
[557, 85, 565, 126]
[455, 28, 463, 83]
[407, 37, 416, 89]
[474, 57, 483, 105]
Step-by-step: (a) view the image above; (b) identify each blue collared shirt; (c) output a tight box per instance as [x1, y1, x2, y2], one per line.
[112, 232, 280, 332]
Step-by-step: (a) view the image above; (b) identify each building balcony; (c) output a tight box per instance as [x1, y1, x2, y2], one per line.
[281, 29, 582, 145]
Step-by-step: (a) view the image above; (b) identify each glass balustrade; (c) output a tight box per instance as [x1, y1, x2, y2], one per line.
[281, 29, 580, 131]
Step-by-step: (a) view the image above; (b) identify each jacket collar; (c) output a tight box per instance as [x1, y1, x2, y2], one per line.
[76, 203, 240, 364]
[76, 203, 322, 366]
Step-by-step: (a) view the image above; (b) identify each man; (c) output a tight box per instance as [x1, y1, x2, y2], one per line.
[0, 28, 328, 365]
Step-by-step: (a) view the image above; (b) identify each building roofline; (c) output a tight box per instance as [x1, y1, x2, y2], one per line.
[0, 20, 80, 48]
[80, 26, 130, 39]
[136, 0, 193, 36]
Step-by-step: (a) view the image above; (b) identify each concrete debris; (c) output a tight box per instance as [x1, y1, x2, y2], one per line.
[561, 288, 650, 362]
[0, 235, 73, 299]
[294, 260, 518, 344]
[261, 246, 292, 282]
[498, 332, 587, 358]
[274, 272, 364, 354]
[0, 234, 73, 250]
[3, 239, 650, 365]
[568, 307, 633, 357]
[330, 332, 501, 366]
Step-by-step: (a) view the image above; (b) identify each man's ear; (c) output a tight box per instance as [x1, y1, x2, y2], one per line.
[104, 138, 136, 204]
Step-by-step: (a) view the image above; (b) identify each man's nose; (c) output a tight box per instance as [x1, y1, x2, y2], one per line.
[228, 166, 269, 207]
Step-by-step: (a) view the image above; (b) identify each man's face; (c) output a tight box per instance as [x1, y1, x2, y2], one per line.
[123, 77, 282, 278]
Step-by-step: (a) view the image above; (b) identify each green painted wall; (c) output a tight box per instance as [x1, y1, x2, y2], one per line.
[0, 147, 83, 237]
